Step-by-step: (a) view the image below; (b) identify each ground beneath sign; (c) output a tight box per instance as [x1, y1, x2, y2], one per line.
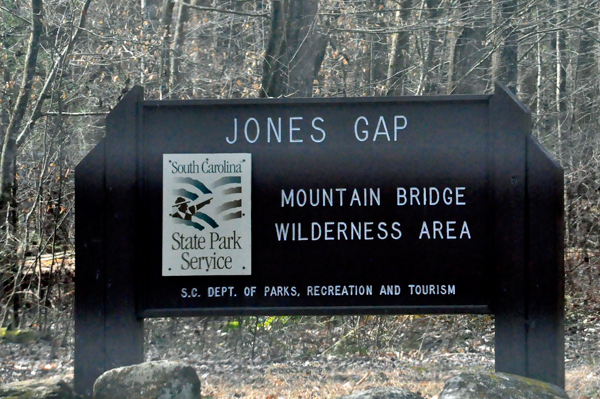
[0, 310, 598, 398]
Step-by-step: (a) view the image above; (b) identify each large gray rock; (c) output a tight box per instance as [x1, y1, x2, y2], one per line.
[0, 376, 81, 398]
[93, 361, 200, 399]
[439, 372, 569, 399]
[337, 387, 424, 399]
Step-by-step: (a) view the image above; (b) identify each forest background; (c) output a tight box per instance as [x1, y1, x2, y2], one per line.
[0, 0, 599, 397]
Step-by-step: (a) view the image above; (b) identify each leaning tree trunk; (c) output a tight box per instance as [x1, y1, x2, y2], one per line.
[260, 0, 328, 98]
[0, 0, 43, 211]
[491, 0, 518, 93]
[0, 0, 91, 212]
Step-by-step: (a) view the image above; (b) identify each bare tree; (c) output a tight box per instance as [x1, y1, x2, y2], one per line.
[446, 0, 490, 94]
[260, 0, 328, 97]
[169, 1, 189, 94]
[0, 0, 43, 213]
[386, 0, 413, 95]
[491, 0, 518, 92]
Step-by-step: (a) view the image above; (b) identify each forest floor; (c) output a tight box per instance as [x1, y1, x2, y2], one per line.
[1, 253, 600, 398]
[1, 296, 599, 399]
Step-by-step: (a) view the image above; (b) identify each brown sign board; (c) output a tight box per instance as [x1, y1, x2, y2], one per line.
[74, 85, 564, 395]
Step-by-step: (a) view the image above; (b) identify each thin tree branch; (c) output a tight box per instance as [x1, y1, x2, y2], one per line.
[15, 0, 93, 149]
[42, 111, 110, 116]
[0, 5, 32, 25]
[180, 1, 269, 18]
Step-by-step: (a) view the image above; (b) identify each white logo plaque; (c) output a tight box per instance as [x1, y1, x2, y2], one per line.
[162, 153, 251, 276]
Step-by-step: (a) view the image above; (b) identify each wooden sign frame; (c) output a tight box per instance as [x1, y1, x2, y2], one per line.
[74, 85, 563, 395]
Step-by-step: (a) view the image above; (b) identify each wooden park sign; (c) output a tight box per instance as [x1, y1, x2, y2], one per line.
[74, 85, 564, 396]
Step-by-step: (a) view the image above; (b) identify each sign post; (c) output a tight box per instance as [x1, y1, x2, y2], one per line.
[75, 84, 563, 396]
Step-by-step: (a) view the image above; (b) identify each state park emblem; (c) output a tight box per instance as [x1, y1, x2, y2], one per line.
[162, 153, 252, 276]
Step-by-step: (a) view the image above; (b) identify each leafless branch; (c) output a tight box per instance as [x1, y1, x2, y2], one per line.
[16, 0, 93, 148]
[42, 111, 109, 116]
[180, 1, 269, 18]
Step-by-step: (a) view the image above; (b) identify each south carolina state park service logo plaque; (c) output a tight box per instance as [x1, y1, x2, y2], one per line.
[162, 153, 251, 276]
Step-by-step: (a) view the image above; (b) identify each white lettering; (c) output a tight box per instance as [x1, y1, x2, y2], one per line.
[397, 187, 407, 206]
[227, 118, 239, 144]
[460, 221, 471, 239]
[267, 117, 282, 143]
[296, 189, 307, 207]
[419, 222, 430, 239]
[245, 117, 260, 143]
[281, 189, 294, 207]
[312, 222, 322, 240]
[354, 116, 369, 141]
[456, 187, 466, 205]
[394, 115, 407, 140]
[373, 116, 391, 141]
[311, 117, 326, 143]
[391, 222, 402, 239]
[289, 116, 303, 143]
[275, 223, 289, 241]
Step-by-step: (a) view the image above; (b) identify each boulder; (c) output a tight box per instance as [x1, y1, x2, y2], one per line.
[93, 361, 200, 399]
[0, 376, 81, 398]
[337, 387, 424, 399]
[439, 371, 569, 399]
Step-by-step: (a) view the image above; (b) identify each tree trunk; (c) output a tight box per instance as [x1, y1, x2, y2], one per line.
[169, 1, 189, 95]
[447, 0, 489, 94]
[574, 16, 595, 127]
[0, 0, 43, 211]
[551, 0, 567, 166]
[417, 0, 441, 95]
[159, 0, 175, 99]
[368, 0, 388, 95]
[260, 0, 328, 98]
[491, 0, 518, 93]
[534, 6, 543, 133]
[386, 0, 413, 96]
